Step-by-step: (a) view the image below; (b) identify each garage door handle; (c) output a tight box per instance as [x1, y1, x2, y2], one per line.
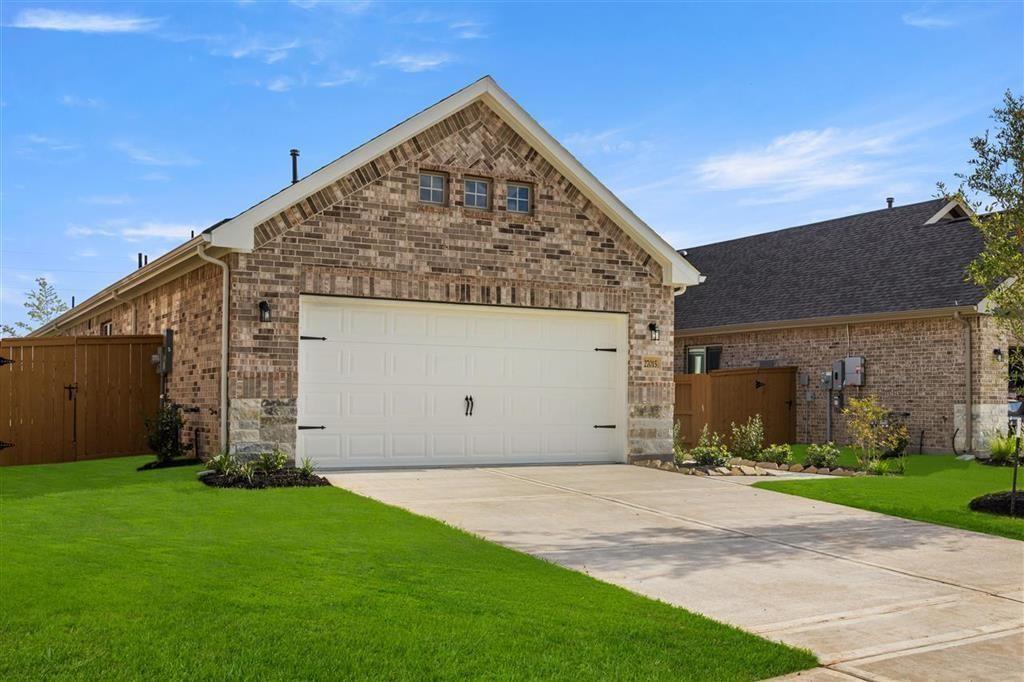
[593, 424, 616, 429]
[594, 347, 617, 352]
[297, 425, 326, 430]
[300, 335, 327, 341]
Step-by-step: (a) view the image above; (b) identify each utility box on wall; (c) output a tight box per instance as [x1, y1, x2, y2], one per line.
[844, 356, 865, 387]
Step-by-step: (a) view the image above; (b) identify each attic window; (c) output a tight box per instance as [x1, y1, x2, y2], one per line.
[100, 320, 113, 336]
[419, 172, 446, 205]
[507, 183, 531, 214]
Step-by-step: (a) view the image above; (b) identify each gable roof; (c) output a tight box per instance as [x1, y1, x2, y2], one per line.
[29, 78, 701, 337]
[206, 75, 700, 287]
[674, 198, 988, 333]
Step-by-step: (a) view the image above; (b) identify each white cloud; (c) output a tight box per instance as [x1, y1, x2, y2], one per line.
[264, 76, 295, 92]
[376, 52, 453, 73]
[450, 20, 486, 39]
[563, 129, 646, 155]
[9, 8, 161, 33]
[902, 9, 956, 29]
[121, 223, 196, 240]
[113, 141, 198, 166]
[292, 1, 373, 13]
[59, 94, 103, 109]
[66, 225, 116, 238]
[22, 133, 79, 152]
[317, 69, 364, 87]
[217, 38, 301, 64]
[81, 195, 133, 206]
[75, 249, 99, 258]
[693, 126, 907, 202]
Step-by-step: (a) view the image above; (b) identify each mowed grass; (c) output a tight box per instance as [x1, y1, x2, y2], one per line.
[758, 452, 1024, 541]
[1, 457, 816, 680]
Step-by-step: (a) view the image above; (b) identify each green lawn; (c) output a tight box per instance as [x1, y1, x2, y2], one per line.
[758, 452, 1024, 541]
[1, 457, 815, 680]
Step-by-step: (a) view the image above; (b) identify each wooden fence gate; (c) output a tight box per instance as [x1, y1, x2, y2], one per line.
[674, 366, 797, 450]
[0, 336, 163, 466]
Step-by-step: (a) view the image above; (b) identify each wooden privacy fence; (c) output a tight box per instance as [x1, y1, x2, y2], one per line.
[0, 336, 163, 466]
[674, 367, 797, 449]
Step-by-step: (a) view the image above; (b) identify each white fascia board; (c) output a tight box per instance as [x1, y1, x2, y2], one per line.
[207, 77, 702, 287]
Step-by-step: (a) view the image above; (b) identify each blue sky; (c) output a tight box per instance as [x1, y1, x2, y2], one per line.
[1, 1, 1021, 329]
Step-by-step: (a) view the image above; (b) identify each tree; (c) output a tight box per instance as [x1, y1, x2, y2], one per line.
[942, 90, 1023, 505]
[941, 89, 1024, 344]
[0, 277, 68, 337]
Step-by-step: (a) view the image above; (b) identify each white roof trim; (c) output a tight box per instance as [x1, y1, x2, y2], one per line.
[924, 198, 975, 225]
[207, 76, 701, 287]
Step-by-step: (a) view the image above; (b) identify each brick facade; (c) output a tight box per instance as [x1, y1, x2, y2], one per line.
[227, 99, 675, 458]
[676, 314, 1009, 452]
[62, 265, 225, 457]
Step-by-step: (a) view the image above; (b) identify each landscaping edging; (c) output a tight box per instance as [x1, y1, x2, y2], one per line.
[635, 457, 868, 478]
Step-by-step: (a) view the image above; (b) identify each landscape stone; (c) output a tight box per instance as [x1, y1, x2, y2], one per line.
[788, 464, 804, 472]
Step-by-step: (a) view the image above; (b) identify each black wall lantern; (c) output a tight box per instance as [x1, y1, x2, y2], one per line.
[258, 300, 272, 323]
[648, 322, 660, 342]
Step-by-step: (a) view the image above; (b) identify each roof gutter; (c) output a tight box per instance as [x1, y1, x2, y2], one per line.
[196, 238, 230, 454]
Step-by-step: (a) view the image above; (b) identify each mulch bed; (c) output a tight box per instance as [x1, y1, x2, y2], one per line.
[968, 491, 1024, 518]
[199, 468, 331, 489]
[138, 458, 202, 471]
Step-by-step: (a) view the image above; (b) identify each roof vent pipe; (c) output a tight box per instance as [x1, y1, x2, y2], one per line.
[290, 149, 300, 184]
[138, 252, 143, 269]
[144, 254, 148, 265]
[886, 197, 894, 209]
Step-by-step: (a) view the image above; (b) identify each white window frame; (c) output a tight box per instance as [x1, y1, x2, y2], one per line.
[100, 320, 113, 336]
[464, 178, 490, 210]
[419, 172, 446, 205]
[507, 183, 531, 214]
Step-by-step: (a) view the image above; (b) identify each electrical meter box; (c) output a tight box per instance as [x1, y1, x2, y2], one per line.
[831, 360, 845, 387]
[844, 356, 865, 387]
[820, 371, 834, 389]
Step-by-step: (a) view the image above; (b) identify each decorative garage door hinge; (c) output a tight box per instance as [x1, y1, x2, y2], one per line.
[297, 425, 326, 430]
[593, 347, 617, 352]
[593, 425, 617, 429]
[300, 335, 327, 341]
[0, 441, 14, 450]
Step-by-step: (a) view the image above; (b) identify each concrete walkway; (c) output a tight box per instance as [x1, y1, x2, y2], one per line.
[328, 464, 1024, 681]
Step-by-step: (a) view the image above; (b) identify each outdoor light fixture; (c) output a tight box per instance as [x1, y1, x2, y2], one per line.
[993, 348, 1004, 361]
[258, 300, 272, 323]
[648, 322, 660, 341]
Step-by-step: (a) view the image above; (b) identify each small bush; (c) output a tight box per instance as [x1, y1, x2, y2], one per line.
[238, 461, 257, 485]
[257, 450, 288, 473]
[206, 452, 236, 476]
[988, 433, 1019, 465]
[865, 458, 890, 475]
[806, 442, 840, 469]
[299, 456, 315, 477]
[730, 415, 765, 461]
[672, 421, 686, 463]
[887, 457, 906, 475]
[144, 403, 188, 463]
[760, 443, 792, 465]
[688, 425, 730, 467]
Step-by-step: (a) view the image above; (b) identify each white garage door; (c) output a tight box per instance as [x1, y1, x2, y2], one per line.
[297, 295, 628, 469]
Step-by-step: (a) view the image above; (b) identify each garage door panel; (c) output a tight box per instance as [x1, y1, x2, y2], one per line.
[298, 296, 626, 468]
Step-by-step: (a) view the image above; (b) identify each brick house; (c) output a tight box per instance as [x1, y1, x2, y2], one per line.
[674, 199, 1013, 453]
[32, 77, 701, 468]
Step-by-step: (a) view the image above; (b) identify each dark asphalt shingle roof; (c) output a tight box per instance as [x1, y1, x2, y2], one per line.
[675, 199, 988, 331]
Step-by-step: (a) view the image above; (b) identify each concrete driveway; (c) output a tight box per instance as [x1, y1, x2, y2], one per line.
[328, 464, 1024, 681]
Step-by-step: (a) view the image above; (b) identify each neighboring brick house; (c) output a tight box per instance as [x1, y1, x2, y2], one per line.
[33, 77, 701, 467]
[674, 199, 1012, 453]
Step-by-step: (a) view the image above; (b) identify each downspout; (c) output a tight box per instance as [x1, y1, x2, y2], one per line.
[955, 310, 973, 453]
[197, 242, 230, 453]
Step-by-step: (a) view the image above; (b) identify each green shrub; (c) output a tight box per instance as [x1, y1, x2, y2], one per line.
[206, 452, 236, 476]
[805, 442, 840, 469]
[299, 456, 315, 477]
[760, 443, 792, 465]
[988, 433, 1019, 465]
[866, 458, 891, 475]
[144, 403, 188, 463]
[688, 425, 730, 467]
[672, 421, 686, 462]
[887, 457, 906, 475]
[257, 450, 288, 473]
[238, 461, 257, 485]
[730, 415, 765, 461]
